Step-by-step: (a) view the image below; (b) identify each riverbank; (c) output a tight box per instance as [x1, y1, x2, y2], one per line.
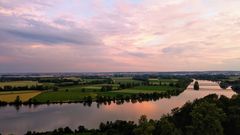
[0, 78, 192, 106]
[23, 93, 240, 135]
[0, 80, 236, 135]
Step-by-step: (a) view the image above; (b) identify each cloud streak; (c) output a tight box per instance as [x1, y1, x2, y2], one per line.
[0, 0, 240, 72]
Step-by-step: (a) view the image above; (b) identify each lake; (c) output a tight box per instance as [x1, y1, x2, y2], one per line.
[0, 80, 237, 135]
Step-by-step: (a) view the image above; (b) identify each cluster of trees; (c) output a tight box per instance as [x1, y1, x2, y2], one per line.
[38, 78, 81, 87]
[232, 85, 240, 93]
[219, 80, 240, 93]
[83, 88, 187, 107]
[0, 96, 41, 107]
[100, 82, 144, 92]
[38, 78, 76, 83]
[187, 74, 228, 81]
[86, 78, 114, 85]
[0, 85, 48, 91]
[118, 82, 143, 89]
[100, 85, 114, 92]
[193, 81, 199, 90]
[148, 81, 179, 87]
[24, 94, 240, 135]
[132, 76, 149, 82]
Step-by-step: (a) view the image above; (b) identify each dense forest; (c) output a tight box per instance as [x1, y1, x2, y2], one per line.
[24, 94, 240, 135]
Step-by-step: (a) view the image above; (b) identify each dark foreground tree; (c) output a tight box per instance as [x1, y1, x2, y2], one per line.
[188, 101, 226, 135]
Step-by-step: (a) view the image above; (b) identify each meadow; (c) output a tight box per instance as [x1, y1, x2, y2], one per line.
[148, 78, 178, 86]
[0, 77, 186, 103]
[112, 77, 142, 84]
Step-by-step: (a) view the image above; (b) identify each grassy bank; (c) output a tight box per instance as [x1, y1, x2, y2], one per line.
[0, 77, 192, 104]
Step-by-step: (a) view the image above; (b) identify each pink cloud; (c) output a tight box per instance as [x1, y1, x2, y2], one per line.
[0, 0, 240, 72]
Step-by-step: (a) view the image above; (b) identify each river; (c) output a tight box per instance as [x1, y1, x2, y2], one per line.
[0, 80, 237, 135]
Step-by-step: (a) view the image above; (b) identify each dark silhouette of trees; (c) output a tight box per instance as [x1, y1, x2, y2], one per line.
[194, 81, 199, 90]
[219, 82, 229, 89]
[189, 102, 225, 135]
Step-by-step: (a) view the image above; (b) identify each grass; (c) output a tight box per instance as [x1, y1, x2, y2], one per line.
[83, 78, 106, 82]
[59, 84, 120, 92]
[0, 90, 42, 102]
[228, 76, 240, 81]
[0, 81, 41, 88]
[34, 91, 98, 102]
[114, 85, 176, 93]
[64, 77, 82, 81]
[159, 79, 178, 82]
[148, 78, 159, 82]
[32, 77, 182, 103]
[34, 84, 123, 102]
[131, 85, 176, 91]
[113, 89, 164, 93]
[0, 77, 189, 103]
[33, 83, 179, 102]
[112, 77, 142, 84]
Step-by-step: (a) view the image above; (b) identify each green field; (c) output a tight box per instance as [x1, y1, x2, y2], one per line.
[59, 84, 120, 92]
[34, 91, 97, 102]
[0, 77, 188, 103]
[148, 78, 178, 85]
[114, 85, 176, 93]
[32, 77, 181, 102]
[83, 78, 106, 82]
[64, 77, 82, 81]
[112, 77, 142, 84]
[33, 84, 178, 102]
[227, 76, 240, 81]
[0, 81, 41, 88]
[131, 85, 176, 91]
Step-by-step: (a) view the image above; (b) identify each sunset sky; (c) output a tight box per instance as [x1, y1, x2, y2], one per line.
[0, 0, 239, 72]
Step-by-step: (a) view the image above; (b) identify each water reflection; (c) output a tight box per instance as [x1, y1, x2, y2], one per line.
[0, 80, 237, 135]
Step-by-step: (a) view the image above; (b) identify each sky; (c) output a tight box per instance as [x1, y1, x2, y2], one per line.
[0, 0, 240, 72]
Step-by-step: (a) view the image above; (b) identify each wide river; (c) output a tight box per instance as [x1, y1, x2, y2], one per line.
[0, 80, 237, 135]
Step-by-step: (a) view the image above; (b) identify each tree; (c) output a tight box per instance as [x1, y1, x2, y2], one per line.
[193, 81, 199, 90]
[14, 96, 22, 104]
[133, 115, 155, 135]
[219, 82, 229, 89]
[189, 102, 226, 135]
[154, 116, 181, 135]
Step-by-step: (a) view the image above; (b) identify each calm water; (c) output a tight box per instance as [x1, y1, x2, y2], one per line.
[0, 80, 237, 135]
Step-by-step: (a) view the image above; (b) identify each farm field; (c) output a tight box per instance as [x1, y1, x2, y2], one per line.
[34, 84, 178, 102]
[149, 78, 178, 85]
[114, 85, 177, 93]
[0, 76, 190, 103]
[0, 81, 41, 88]
[0, 90, 42, 102]
[112, 77, 142, 84]
[34, 83, 123, 102]
[33, 91, 98, 102]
